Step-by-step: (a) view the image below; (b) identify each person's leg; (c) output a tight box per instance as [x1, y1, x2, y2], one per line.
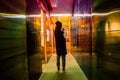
[57, 55, 60, 70]
[62, 55, 66, 71]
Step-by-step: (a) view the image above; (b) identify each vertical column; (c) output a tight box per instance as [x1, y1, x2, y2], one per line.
[26, 0, 42, 80]
[51, 24, 54, 54]
[41, 9, 47, 63]
[68, 17, 71, 53]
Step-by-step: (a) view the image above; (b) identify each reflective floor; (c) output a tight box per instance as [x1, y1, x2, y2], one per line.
[39, 54, 88, 80]
[72, 52, 119, 80]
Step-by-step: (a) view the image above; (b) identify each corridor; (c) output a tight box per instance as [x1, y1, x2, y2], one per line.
[0, 0, 120, 80]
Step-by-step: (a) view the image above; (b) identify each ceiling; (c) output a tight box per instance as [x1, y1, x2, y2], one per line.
[50, 0, 74, 14]
[1, 0, 119, 15]
[49, 0, 120, 14]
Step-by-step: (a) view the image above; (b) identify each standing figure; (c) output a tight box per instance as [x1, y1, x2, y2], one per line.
[54, 21, 67, 71]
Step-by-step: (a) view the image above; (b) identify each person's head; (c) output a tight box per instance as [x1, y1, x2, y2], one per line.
[55, 21, 62, 29]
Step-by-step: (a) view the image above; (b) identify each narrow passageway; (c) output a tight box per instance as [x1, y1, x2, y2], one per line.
[0, 0, 120, 80]
[39, 53, 88, 80]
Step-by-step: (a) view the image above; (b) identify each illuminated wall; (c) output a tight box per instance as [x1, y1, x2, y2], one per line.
[93, 11, 120, 73]
[106, 12, 120, 31]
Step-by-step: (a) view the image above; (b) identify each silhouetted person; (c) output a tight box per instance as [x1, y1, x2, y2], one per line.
[54, 21, 67, 71]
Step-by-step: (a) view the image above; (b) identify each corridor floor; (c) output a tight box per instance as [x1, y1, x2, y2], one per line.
[39, 54, 88, 80]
